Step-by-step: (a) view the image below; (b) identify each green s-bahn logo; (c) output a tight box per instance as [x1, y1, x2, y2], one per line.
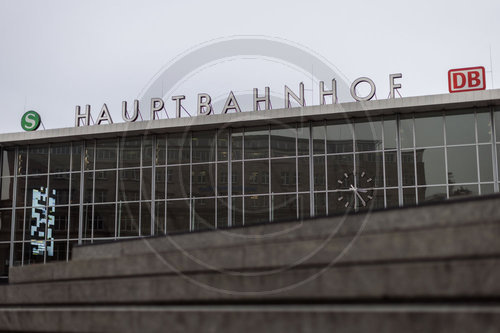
[21, 111, 41, 131]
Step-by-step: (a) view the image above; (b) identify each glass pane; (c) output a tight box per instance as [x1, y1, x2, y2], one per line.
[155, 135, 166, 166]
[217, 130, 229, 161]
[69, 206, 79, 239]
[481, 184, 495, 195]
[271, 158, 295, 193]
[1, 177, 14, 208]
[418, 186, 446, 203]
[358, 189, 384, 212]
[142, 136, 153, 166]
[52, 206, 68, 240]
[496, 111, 500, 142]
[141, 168, 152, 201]
[386, 189, 399, 208]
[166, 200, 190, 233]
[83, 142, 94, 171]
[244, 127, 268, 159]
[28, 145, 48, 174]
[192, 164, 215, 197]
[118, 169, 140, 201]
[95, 139, 117, 170]
[326, 121, 353, 153]
[417, 148, 446, 185]
[447, 146, 477, 184]
[245, 160, 270, 195]
[297, 125, 310, 156]
[399, 116, 414, 149]
[385, 151, 398, 187]
[297, 157, 309, 192]
[141, 202, 151, 236]
[245, 195, 269, 225]
[312, 123, 325, 154]
[414, 114, 444, 147]
[0, 210, 12, 241]
[154, 201, 165, 235]
[477, 111, 492, 143]
[70, 174, 80, 204]
[49, 144, 71, 173]
[232, 162, 243, 195]
[17, 147, 27, 175]
[216, 163, 228, 196]
[402, 150, 415, 186]
[356, 152, 384, 188]
[166, 166, 190, 199]
[94, 171, 116, 203]
[93, 204, 115, 238]
[328, 191, 354, 214]
[82, 205, 92, 239]
[1, 148, 15, 177]
[231, 197, 243, 227]
[49, 174, 70, 205]
[0, 244, 9, 275]
[272, 194, 296, 221]
[26, 175, 47, 206]
[120, 137, 141, 168]
[298, 193, 310, 219]
[46, 241, 67, 263]
[193, 198, 215, 230]
[383, 117, 397, 150]
[72, 143, 82, 172]
[403, 188, 416, 205]
[13, 242, 22, 266]
[192, 131, 215, 163]
[82, 172, 93, 203]
[155, 167, 166, 200]
[313, 156, 326, 191]
[117, 202, 138, 237]
[446, 112, 475, 145]
[271, 126, 296, 157]
[314, 192, 326, 216]
[14, 209, 24, 241]
[354, 120, 382, 152]
[25, 241, 44, 265]
[231, 130, 243, 160]
[327, 154, 354, 190]
[217, 197, 228, 228]
[478, 145, 493, 182]
[449, 184, 478, 198]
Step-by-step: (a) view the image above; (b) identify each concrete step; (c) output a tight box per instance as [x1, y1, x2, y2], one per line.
[71, 195, 500, 261]
[9, 220, 500, 284]
[1, 304, 500, 333]
[3, 258, 500, 305]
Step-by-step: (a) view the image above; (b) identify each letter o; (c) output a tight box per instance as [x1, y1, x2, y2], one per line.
[350, 77, 376, 102]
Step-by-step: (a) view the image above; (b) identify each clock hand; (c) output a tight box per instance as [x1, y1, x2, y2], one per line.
[354, 190, 366, 207]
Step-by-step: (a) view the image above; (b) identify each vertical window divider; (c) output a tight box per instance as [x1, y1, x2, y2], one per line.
[67, 144, 73, 260]
[90, 140, 96, 242]
[45, 145, 51, 264]
[295, 123, 299, 219]
[396, 114, 403, 206]
[443, 112, 450, 199]
[308, 122, 314, 217]
[382, 118, 387, 208]
[227, 128, 232, 227]
[151, 135, 156, 236]
[474, 110, 482, 195]
[214, 131, 218, 229]
[78, 142, 84, 245]
[8, 147, 18, 269]
[139, 137, 143, 236]
[189, 132, 193, 231]
[412, 115, 417, 204]
[491, 108, 499, 192]
[324, 121, 328, 215]
[114, 138, 119, 239]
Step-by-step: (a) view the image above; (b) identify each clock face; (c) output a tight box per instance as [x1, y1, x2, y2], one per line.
[336, 170, 374, 209]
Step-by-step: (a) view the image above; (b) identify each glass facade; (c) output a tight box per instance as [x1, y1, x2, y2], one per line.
[0, 106, 499, 274]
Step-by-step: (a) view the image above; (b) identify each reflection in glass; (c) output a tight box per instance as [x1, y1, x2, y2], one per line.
[1, 148, 15, 177]
[354, 120, 382, 152]
[93, 171, 116, 203]
[142, 136, 153, 166]
[386, 189, 399, 208]
[155, 167, 166, 200]
[272, 194, 296, 221]
[417, 148, 446, 185]
[232, 162, 242, 195]
[166, 166, 190, 199]
[167, 200, 190, 233]
[49, 174, 70, 205]
[46, 241, 67, 263]
[118, 169, 140, 201]
[70, 174, 80, 204]
[481, 184, 495, 195]
[69, 206, 79, 239]
[418, 186, 446, 203]
[141, 202, 151, 236]
[328, 191, 354, 214]
[192, 164, 215, 197]
[326, 121, 353, 153]
[297, 158, 309, 192]
[193, 198, 215, 230]
[298, 125, 309, 156]
[271, 126, 296, 157]
[271, 158, 295, 193]
[447, 146, 477, 184]
[82, 205, 92, 239]
[403, 188, 416, 205]
[217, 130, 229, 161]
[52, 206, 68, 240]
[120, 137, 141, 168]
[298, 194, 310, 218]
[312, 123, 325, 154]
[399, 117, 413, 149]
[245, 195, 269, 225]
[72, 143, 82, 171]
[446, 112, 475, 145]
[245, 159, 270, 195]
[17, 147, 27, 175]
[93, 204, 115, 238]
[231, 197, 243, 226]
[83, 142, 94, 171]
[231, 130, 243, 160]
[95, 139, 117, 170]
[26, 175, 47, 206]
[414, 114, 443, 147]
[117, 202, 138, 237]
[192, 131, 215, 163]
[217, 197, 228, 228]
[217, 163, 228, 196]
[14, 209, 24, 241]
[356, 152, 383, 188]
[314, 192, 326, 216]
[28, 145, 48, 174]
[155, 135, 166, 166]
[141, 168, 152, 201]
[477, 111, 492, 143]
[313, 156, 325, 191]
[245, 127, 268, 159]
[385, 151, 398, 187]
[154, 201, 165, 235]
[327, 154, 354, 190]
[50, 144, 71, 173]
[0, 177, 15, 207]
[383, 117, 397, 150]
[449, 184, 478, 198]
[478, 145, 493, 182]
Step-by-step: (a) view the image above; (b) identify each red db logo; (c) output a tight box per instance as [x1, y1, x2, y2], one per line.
[448, 66, 486, 93]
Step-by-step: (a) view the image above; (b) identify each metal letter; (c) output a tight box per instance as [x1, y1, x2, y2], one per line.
[284, 83, 305, 108]
[75, 105, 91, 127]
[198, 93, 213, 115]
[122, 100, 139, 122]
[319, 79, 337, 105]
[221, 91, 242, 114]
[389, 73, 402, 98]
[350, 77, 376, 101]
[172, 95, 186, 118]
[96, 104, 113, 125]
[253, 87, 271, 111]
[150, 98, 164, 120]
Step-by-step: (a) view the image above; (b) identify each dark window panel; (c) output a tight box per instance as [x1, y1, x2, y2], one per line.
[46, 241, 67, 263]
[93, 204, 115, 238]
[217, 163, 228, 196]
[401, 150, 415, 186]
[354, 120, 382, 152]
[477, 111, 492, 143]
[0, 210, 12, 241]
[192, 164, 215, 198]
[326, 121, 353, 153]
[314, 192, 326, 217]
[298, 193, 310, 219]
[297, 157, 310, 192]
[231, 130, 243, 160]
[313, 156, 326, 191]
[0, 244, 9, 276]
[414, 113, 444, 147]
[271, 126, 296, 158]
[245, 160, 270, 195]
[386, 189, 399, 208]
[0, 177, 15, 208]
[141, 201, 151, 236]
[49, 174, 70, 205]
[141, 168, 152, 201]
[26, 175, 47, 206]
[155, 167, 166, 200]
[1, 148, 15, 177]
[117, 202, 138, 237]
[155, 135, 166, 166]
[95, 139, 117, 170]
[231, 197, 243, 227]
[83, 142, 94, 171]
[118, 169, 140, 202]
[166, 166, 190, 199]
[327, 154, 354, 190]
[403, 187, 416, 205]
[70, 174, 80, 205]
[83, 172, 93, 203]
[217, 197, 228, 228]
[231, 162, 242, 196]
[50, 144, 71, 173]
[478, 145, 493, 182]
[356, 152, 384, 188]
[399, 116, 414, 149]
[167, 200, 190, 233]
[94, 171, 116, 203]
[192, 131, 215, 163]
[69, 206, 79, 239]
[82, 205, 92, 239]
[272, 194, 296, 222]
[193, 198, 215, 231]
[167, 133, 190, 165]
[312, 123, 325, 155]
[142, 136, 153, 166]
[383, 117, 397, 150]
[28, 145, 48, 174]
[270, 158, 296, 193]
[447, 146, 477, 184]
[449, 184, 478, 198]
[52, 206, 68, 240]
[297, 125, 310, 156]
[384, 151, 398, 187]
[72, 143, 82, 172]
[446, 112, 475, 145]
[120, 137, 141, 168]
[417, 186, 446, 203]
[14, 209, 24, 242]
[154, 201, 165, 235]
[244, 127, 269, 159]
[245, 195, 269, 225]
[328, 191, 354, 214]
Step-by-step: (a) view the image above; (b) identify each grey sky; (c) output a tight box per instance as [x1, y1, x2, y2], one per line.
[0, 0, 499, 133]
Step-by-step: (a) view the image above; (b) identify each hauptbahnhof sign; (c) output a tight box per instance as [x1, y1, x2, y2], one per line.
[75, 74, 403, 127]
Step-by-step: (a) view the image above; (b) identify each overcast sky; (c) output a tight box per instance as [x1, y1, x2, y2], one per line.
[0, 0, 499, 133]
